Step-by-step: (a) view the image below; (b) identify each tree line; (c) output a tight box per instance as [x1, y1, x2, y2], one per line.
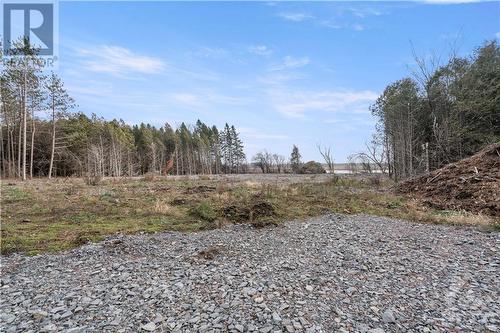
[0, 40, 246, 178]
[370, 40, 499, 181]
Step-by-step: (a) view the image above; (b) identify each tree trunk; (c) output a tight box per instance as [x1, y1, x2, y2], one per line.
[30, 112, 35, 178]
[22, 71, 27, 181]
[48, 105, 56, 178]
[17, 117, 22, 177]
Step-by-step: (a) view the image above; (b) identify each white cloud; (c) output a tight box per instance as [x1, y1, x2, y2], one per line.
[496, 32, 500, 39]
[422, 0, 481, 3]
[168, 91, 250, 109]
[248, 45, 273, 56]
[319, 21, 365, 31]
[258, 73, 303, 85]
[269, 89, 378, 119]
[352, 24, 365, 31]
[76, 45, 166, 75]
[169, 93, 202, 107]
[278, 12, 314, 22]
[194, 47, 229, 59]
[239, 127, 289, 140]
[283, 56, 310, 68]
[349, 7, 383, 18]
[66, 82, 113, 98]
[270, 56, 310, 71]
[319, 20, 342, 29]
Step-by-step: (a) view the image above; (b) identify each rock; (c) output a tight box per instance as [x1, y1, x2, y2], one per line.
[382, 310, 395, 323]
[141, 322, 156, 331]
[40, 324, 58, 332]
[66, 327, 87, 333]
[60, 311, 73, 319]
[368, 329, 385, 333]
[0, 214, 497, 333]
[0, 314, 15, 324]
[31, 310, 48, 320]
[244, 287, 258, 296]
[357, 324, 370, 333]
[346, 287, 356, 295]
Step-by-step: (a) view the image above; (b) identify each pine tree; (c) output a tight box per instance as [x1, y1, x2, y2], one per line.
[46, 73, 75, 178]
[290, 145, 302, 173]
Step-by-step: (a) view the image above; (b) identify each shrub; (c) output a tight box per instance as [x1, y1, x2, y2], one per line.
[143, 172, 157, 181]
[191, 201, 217, 222]
[154, 199, 173, 214]
[369, 176, 382, 187]
[84, 175, 102, 186]
[300, 161, 326, 174]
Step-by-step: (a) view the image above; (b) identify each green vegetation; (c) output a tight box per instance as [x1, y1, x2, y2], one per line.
[1, 176, 497, 255]
[372, 40, 499, 181]
[190, 201, 218, 222]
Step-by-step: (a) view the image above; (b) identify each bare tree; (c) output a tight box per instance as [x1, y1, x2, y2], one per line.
[272, 154, 286, 173]
[350, 135, 388, 174]
[317, 144, 334, 174]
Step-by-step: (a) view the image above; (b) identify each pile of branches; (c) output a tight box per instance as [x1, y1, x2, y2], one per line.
[398, 142, 500, 216]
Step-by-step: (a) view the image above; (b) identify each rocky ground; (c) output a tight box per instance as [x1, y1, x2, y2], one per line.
[1, 215, 499, 333]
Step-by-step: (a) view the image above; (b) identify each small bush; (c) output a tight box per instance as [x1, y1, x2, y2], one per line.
[84, 175, 102, 186]
[154, 199, 173, 214]
[191, 201, 217, 222]
[368, 176, 382, 187]
[143, 172, 157, 182]
[300, 161, 326, 174]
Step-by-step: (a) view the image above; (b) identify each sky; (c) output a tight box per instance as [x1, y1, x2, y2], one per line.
[55, 1, 500, 162]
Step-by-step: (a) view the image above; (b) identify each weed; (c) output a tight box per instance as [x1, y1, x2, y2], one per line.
[143, 172, 157, 182]
[190, 201, 217, 222]
[154, 199, 173, 214]
[84, 175, 102, 186]
[3, 187, 29, 202]
[67, 212, 97, 224]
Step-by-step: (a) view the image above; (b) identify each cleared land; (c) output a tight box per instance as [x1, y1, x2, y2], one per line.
[1, 215, 498, 332]
[1, 174, 497, 255]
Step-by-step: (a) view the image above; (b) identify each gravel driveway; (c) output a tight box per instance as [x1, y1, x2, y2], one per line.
[1, 215, 499, 333]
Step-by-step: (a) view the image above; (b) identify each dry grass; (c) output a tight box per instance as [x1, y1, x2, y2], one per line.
[153, 199, 174, 214]
[1, 175, 497, 255]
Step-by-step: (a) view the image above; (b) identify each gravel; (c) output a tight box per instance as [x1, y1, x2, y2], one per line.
[1, 214, 499, 333]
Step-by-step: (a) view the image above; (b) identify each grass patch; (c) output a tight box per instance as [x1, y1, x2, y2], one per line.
[1, 176, 497, 255]
[190, 201, 217, 222]
[2, 187, 30, 202]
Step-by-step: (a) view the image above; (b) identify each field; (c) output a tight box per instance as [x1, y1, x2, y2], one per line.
[1, 174, 497, 255]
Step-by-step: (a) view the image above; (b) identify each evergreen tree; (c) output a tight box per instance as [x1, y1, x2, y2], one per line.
[290, 145, 302, 173]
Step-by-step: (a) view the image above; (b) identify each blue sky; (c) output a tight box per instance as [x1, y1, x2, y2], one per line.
[57, 1, 500, 162]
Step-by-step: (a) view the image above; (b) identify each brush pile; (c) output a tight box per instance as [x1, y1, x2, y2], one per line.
[398, 142, 500, 216]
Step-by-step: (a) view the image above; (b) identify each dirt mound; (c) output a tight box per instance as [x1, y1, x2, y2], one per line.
[183, 185, 216, 194]
[398, 142, 500, 216]
[222, 201, 277, 224]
